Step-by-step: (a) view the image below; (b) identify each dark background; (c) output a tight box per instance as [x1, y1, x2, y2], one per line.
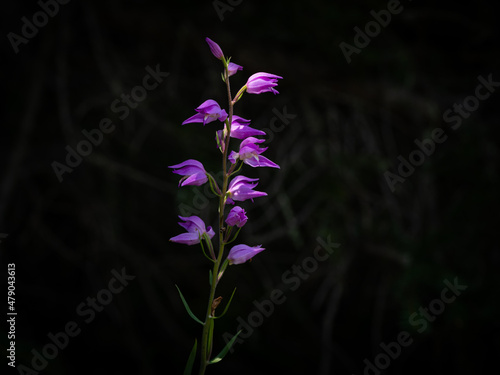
[1, 0, 499, 374]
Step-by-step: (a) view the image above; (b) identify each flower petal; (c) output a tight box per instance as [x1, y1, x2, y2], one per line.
[246, 72, 283, 95]
[244, 155, 280, 169]
[178, 215, 207, 232]
[169, 160, 207, 186]
[170, 233, 201, 245]
[183, 100, 227, 125]
[205, 37, 224, 60]
[169, 159, 205, 171]
[228, 176, 267, 202]
[227, 244, 265, 264]
[226, 206, 248, 227]
[228, 151, 239, 164]
[230, 124, 266, 139]
[182, 113, 205, 125]
[228, 62, 243, 77]
[179, 173, 208, 186]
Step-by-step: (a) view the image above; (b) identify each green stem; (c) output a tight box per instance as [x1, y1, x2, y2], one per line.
[199, 262, 219, 375]
[198, 64, 234, 375]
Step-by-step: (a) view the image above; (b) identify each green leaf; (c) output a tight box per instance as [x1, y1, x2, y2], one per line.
[199, 237, 214, 263]
[206, 173, 221, 197]
[225, 226, 242, 244]
[216, 259, 229, 282]
[214, 288, 236, 319]
[208, 330, 242, 364]
[183, 339, 197, 375]
[208, 269, 213, 286]
[175, 285, 203, 325]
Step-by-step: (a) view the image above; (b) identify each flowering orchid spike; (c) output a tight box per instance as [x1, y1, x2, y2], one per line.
[205, 37, 224, 60]
[168, 159, 208, 187]
[227, 244, 265, 265]
[228, 137, 280, 168]
[182, 99, 228, 125]
[227, 175, 267, 204]
[171, 37, 283, 374]
[170, 216, 215, 245]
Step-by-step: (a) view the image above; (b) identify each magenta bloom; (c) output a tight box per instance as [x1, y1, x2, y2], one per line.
[229, 137, 280, 168]
[205, 37, 224, 60]
[170, 215, 215, 245]
[246, 72, 283, 95]
[227, 62, 243, 77]
[216, 116, 266, 152]
[169, 159, 208, 187]
[182, 99, 228, 125]
[227, 176, 267, 203]
[231, 115, 250, 126]
[227, 244, 265, 265]
[225, 206, 247, 227]
[229, 116, 266, 139]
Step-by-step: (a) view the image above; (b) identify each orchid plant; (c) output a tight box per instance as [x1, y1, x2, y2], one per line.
[169, 38, 282, 374]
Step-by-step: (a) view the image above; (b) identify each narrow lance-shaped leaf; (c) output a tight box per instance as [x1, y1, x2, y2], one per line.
[183, 339, 197, 375]
[199, 236, 215, 263]
[208, 330, 243, 364]
[175, 285, 203, 325]
[216, 259, 230, 284]
[214, 288, 236, 319]
[225, 226, 242, 245]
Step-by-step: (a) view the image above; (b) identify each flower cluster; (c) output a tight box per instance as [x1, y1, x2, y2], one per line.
[169, 37, 281, 265]
[168, 37, 282, 373]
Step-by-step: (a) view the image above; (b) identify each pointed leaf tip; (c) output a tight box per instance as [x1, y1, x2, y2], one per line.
[214, 287, 237, 319]
[175, 285, 204, 325]
[208, 330, 243, 364]
[183, 339, 197, 375]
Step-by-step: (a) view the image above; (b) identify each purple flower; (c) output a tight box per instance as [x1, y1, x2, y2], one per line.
[227, 244, 265, 265]
[170, 215, 215, 245]
[229, 116, 266, 139]
[216, 116, 266, 150]
[182, 99, 228, 125]
[225, 206, 247, 227]
[231, 115, 251, 126]
[227, 62, 243, 77]
[205, 37, 224, 60]
[217, 115, 266, 142]
[245, 72, 283, 95]
[227, 176, 267, 204]
[228, 137, 280, 168]
[169, 159, 208, 187]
